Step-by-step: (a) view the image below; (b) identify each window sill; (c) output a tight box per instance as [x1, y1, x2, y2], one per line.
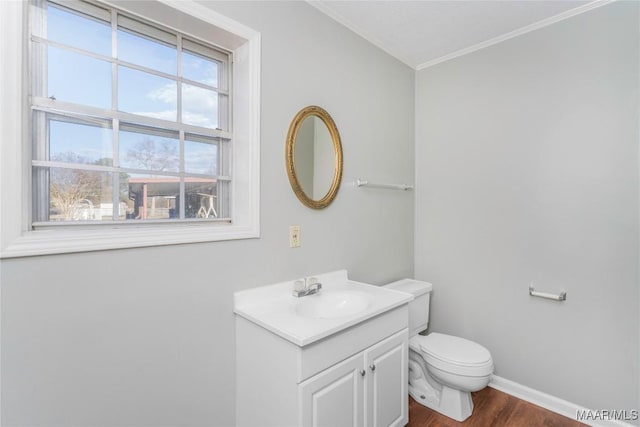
[0, 222, 260, 258]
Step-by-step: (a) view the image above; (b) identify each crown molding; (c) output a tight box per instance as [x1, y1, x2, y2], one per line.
[308, 0, 616, 71]
[416, 0, 615, 70]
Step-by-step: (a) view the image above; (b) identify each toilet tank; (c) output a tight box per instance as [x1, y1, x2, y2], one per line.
[384, 279, 433, 336]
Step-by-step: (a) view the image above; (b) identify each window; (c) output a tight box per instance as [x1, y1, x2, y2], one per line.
[0, 0, 260, 257]
[31, 0, 231, 224]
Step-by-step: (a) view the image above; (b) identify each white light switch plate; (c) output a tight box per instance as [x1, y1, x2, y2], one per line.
[289, 225, 301, 248]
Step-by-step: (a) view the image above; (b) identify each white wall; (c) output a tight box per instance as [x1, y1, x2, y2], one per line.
[0, 2, 415, 425]
[415, 1, 639, 416]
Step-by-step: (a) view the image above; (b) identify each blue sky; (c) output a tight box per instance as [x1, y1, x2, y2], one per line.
[45, 3, 220, 176]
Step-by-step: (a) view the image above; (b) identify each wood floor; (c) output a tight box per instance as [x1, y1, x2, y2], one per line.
[408, 387, 588, 427]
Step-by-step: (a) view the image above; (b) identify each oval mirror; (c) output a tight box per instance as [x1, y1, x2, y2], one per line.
[286, 106, 343, 209]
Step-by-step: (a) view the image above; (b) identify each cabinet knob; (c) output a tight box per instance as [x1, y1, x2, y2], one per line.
[360, 369, 366, 377]
[369, 364, 376, 372]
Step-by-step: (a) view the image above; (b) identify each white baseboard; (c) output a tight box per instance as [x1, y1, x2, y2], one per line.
[489, 375, 637, 427]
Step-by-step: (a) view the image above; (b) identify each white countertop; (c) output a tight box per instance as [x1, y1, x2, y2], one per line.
[233, 270, 413, 347]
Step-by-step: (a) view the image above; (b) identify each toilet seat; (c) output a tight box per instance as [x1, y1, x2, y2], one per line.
[410, 333, 493, 377]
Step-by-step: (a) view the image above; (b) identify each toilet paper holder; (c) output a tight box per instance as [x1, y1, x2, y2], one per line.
[529, 286, 566, 302]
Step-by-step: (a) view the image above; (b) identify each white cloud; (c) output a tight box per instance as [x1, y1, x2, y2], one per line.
[148, 84, 177, 104]
[142, 83, 218, 129]
[183, 111, 216, 128]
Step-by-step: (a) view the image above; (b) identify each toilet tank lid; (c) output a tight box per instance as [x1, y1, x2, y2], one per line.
[385, 279, 432, 296]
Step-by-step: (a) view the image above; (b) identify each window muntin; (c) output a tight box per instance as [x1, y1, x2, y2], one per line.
[30, 0, 231, 225]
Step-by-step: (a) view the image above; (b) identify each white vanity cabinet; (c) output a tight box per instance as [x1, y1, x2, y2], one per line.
[300, 329, 408, 427]
[235, 305, 409, 427]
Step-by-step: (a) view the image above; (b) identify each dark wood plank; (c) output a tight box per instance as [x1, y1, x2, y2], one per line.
[408, 387, 588, 427]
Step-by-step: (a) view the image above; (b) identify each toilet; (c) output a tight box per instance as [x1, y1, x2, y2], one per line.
[384, 279, 493, 422]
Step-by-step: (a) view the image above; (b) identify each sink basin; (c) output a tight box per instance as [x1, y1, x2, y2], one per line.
[295, 290, 371, 319]
[234, 269, 414, 346]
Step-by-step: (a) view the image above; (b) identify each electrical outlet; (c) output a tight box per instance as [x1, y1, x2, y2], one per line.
[289, 225, 301, 248]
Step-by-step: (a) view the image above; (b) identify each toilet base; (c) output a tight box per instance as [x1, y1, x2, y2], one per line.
[409, 382, 473, 422]
[408, 358, 474, 422]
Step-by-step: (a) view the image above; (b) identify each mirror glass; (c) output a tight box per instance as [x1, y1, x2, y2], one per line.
[294, 116, 335, 199]
[286, 106, 343, 209]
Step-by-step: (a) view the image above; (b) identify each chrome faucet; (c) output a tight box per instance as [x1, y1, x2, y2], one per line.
[292, 277, 323, 297]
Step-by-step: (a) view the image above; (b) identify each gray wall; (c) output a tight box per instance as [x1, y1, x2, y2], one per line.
[415, 1, 639, 415]
[0, 2, 415, 425]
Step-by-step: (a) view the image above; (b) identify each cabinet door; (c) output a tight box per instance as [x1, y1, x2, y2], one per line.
[364, 329, 408, 427]
[299, 353, 365, 427]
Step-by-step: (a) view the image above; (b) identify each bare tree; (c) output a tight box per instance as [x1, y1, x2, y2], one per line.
[49, 153, 105, 220]
[47, 137, 179, 220]
[126, 138, 178, 172]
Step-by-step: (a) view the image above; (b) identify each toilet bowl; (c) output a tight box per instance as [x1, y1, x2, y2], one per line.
[384, 279, 493, 422]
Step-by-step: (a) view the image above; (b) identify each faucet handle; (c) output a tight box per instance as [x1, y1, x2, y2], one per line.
[307, 278, 322, 292]
[294, 279, 306, 292]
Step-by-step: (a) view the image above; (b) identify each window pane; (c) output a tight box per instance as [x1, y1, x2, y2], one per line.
[119, 127, 179, 173]
[49, 119, 113, 165]
[185, 178, 217, 219]
[47, 4, 111, 56]
[118, 66, 177, 121]
[39, 167, 113, 221]
[184, 138, 217, 175]
[182, 83, 218, 129]
[122, 174, 179, 220]
[48, 46, 111, 108]
[182, 50, 218, 87]
[118, 29, 176, 75]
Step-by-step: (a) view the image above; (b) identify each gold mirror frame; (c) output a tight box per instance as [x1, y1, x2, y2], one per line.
[286, 106, 343, 209]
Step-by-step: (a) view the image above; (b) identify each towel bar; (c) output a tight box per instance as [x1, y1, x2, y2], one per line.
[356, 179, 413, 191]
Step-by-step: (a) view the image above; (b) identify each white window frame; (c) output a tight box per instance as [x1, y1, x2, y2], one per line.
[0, 0, 261, 258]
